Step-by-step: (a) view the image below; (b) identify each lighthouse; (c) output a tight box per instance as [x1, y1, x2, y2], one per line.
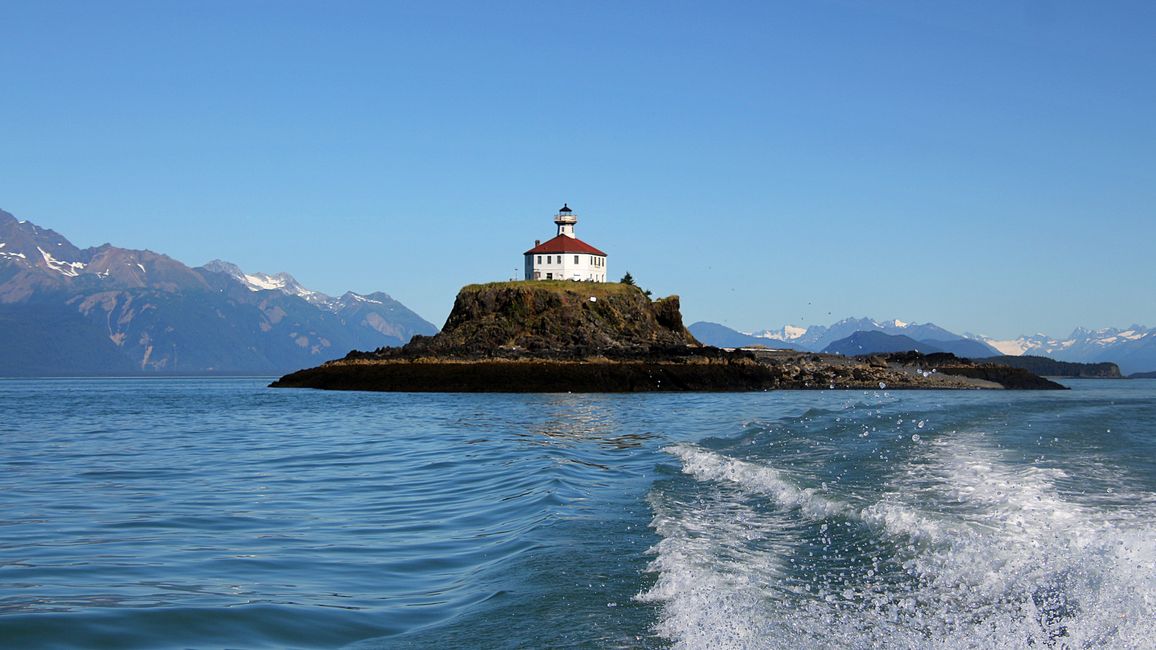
[523, 204, 608, 282]
[554, 203, 577, 237]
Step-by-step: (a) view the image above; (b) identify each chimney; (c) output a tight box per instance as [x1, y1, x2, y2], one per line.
[535, 239, 540, 246]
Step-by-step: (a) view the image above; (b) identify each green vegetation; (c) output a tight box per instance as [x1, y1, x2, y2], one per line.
[617, 272, 651, 299]
[463, 280, 647, 298]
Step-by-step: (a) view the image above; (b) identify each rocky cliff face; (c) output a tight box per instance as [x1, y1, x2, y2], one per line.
[399, 281, 698, 357]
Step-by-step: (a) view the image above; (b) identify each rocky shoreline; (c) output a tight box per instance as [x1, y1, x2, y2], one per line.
[270, 282, 1066, 392]
[271, 347, 1065, 392]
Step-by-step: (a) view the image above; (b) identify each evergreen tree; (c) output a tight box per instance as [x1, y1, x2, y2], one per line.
[620, 272, 635, 286]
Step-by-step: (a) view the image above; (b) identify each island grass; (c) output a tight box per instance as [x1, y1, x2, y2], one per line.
[461, 280, 650, 298]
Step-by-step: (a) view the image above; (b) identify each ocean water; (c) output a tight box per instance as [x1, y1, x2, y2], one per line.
[1, 378, 1154, 649]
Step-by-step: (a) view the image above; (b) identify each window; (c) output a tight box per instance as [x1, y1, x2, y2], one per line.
[574, 255, 579, 264]
[537, 256, 541, 264]
[547, 255, 551, 264]
[546, 273, 553, 280]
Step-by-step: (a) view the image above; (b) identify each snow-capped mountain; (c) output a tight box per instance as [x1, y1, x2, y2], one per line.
[967, 327, 1156, 375]
[0, 207, 438, 374]
[203, 259, 329, 303]
[690, 317, 1000, 358]
[693, 314, 1156, 375]
[752, 324, 809, 342]
[746, 317, 976, 353]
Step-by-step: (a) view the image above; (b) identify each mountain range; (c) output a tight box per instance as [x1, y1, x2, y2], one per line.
[690, 318, 1156, 375]
[0, 208, 437, 375]
[690, 317, 1002, 358]
[965, 328, 1156, 376]
[818, 331, 999, 358]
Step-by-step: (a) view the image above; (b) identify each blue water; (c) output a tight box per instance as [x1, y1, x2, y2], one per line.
[1, 379, 1154, 648]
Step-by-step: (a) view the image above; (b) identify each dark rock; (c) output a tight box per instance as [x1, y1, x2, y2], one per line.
[977, 355, 1123, 378]
[875, 351, 1067, 390]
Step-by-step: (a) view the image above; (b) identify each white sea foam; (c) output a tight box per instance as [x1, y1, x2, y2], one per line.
[645, 440, 1156, 649]
[639, 490, 787, 649]
[667, 444, 848, 520]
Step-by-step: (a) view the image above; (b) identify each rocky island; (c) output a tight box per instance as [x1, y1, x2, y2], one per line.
[270, 281, 1065, 392]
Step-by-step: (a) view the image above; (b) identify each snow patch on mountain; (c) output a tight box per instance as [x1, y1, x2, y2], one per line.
[347, 293, 384, 305]
[203, 259, 332, 304]
[243, 272, 291, 292]
[981, 338, 1034, 356]
[0, 241, 27, 261]
[38, 246, 86, 277]
[752, 324, 808, 341]
[198, 260, 396, 313]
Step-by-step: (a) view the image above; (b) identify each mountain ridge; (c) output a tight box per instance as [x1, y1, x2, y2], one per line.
[693, 318, 1154, 375]
[0, 207, 437, 375]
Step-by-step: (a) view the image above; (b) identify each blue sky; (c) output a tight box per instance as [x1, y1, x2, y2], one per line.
[2, 1, 1153, 338]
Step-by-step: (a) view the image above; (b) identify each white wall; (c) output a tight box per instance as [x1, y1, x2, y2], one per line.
[525, 252, 607, 282]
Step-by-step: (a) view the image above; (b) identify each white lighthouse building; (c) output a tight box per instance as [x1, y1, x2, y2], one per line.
[524, 204, 608, 282]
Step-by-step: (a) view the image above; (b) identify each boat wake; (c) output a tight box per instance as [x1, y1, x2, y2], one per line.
[643, 429, 1156, 649]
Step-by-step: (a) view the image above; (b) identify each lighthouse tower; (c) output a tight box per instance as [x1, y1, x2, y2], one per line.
[554, 203, 578, 237]
[523, 204, 608, 282]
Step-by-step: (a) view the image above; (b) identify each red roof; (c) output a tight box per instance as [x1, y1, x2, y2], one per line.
[524, 235, 607, 256]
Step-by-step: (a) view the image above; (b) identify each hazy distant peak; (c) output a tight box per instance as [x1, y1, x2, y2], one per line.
[341, 291, 384, 305]
[201, 259, 245, 277]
